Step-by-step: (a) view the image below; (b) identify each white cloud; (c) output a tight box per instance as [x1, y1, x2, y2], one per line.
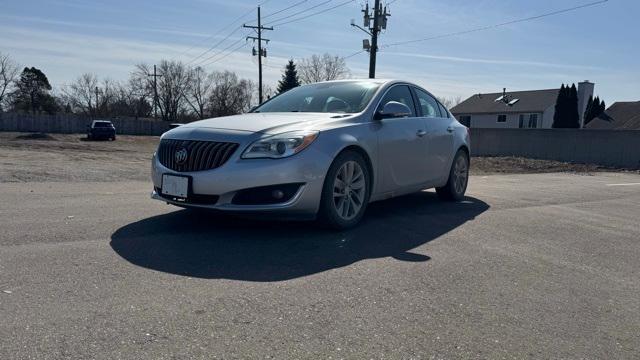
[380, 51, 602, 71]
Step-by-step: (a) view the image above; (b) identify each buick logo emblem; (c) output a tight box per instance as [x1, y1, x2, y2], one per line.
[175, 148, 188, 165]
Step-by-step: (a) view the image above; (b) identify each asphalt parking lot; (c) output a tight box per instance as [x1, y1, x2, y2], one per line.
[1, 162, 639, 358]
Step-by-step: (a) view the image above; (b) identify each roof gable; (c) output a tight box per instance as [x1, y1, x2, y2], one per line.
[585, 101, 640, 129]
[451, 89, 559, 115]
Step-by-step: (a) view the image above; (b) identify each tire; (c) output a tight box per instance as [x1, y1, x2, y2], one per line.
[318, 150, 371, 229]
[436, 149, 469, 201]
[111, 135, 116, 141]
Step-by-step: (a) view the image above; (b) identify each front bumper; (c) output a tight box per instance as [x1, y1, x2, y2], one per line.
[150, 145, 332, 217]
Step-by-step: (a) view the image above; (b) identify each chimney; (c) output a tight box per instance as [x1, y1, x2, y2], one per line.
[578, 80, 595, 127]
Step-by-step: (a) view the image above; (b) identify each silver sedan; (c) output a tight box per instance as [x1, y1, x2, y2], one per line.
[151, 79, 470, 229]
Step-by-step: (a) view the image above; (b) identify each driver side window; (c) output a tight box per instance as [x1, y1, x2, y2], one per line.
[378, 85, 416, 117]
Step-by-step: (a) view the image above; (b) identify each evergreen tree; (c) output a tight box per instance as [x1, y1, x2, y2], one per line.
[11, 67, 57, 114]
[552, 84, 567, 128]
[567, 84, 580, 128]
[584, 95, 607, 126]
[276, 60, 300, 94]
[583, 95, 594, 125]
[553, 83, 580, 128]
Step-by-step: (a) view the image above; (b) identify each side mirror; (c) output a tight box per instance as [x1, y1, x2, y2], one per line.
[376, 101, 412, 120]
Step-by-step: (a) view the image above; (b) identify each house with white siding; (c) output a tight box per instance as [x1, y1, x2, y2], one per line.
[451, 81, 595, 129]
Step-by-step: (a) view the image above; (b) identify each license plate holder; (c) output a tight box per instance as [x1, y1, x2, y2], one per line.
[161, 174, 190, 199]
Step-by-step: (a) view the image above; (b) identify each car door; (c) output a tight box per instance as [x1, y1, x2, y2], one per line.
[413, 87, 454, 183]
[376, 85, 430, 193]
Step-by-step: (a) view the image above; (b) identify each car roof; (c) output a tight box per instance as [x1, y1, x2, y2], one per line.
[313, 78, 399, 85]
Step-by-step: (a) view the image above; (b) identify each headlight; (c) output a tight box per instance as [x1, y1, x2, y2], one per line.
[242, 130, 319, 159]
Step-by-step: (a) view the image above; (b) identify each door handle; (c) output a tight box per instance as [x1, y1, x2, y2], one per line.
[446, 126, 455, 133]
[416, 130, 427, 137]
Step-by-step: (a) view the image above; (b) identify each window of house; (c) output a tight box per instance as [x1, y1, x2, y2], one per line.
[519, 114, 525, 128]
[529, 114, 538, 128]
[518, 113, 540, 128]
[459, 115, 471, 127]
[497, 114, 507, 123]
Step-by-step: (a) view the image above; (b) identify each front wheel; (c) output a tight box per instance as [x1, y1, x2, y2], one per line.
[318, 151, 371, 229]
[436, 149, 469, 201]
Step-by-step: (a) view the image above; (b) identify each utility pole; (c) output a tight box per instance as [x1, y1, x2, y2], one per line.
[352, 0, 390, 78]
[147, 65, 163, 120]
[94, 86, 102, 118]
[244, 6, 273, 104]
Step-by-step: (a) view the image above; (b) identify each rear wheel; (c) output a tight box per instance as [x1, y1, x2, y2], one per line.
[436, 149, 469, 201]
[318, 151, 371, 229]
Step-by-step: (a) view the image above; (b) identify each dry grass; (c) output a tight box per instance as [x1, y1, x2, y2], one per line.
[0, 132, 158, 182]
[469, 156, 633, 175]
[0, 132, 634, 183]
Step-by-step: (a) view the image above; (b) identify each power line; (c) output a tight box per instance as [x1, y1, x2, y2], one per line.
[382, 0, 609, 48]
[264, 0, 333, 25]
[270, 0, 356, 27]
[344, 49, 366, 59]
[185, 26, 244, 65]
[178, 0, 273, 63]
[262, 0, 309, 19]
[175, 10, 254, 62]
[261, 62, 282, 69]
[196, 35, 250, 67]
[201, 42, 250, 67]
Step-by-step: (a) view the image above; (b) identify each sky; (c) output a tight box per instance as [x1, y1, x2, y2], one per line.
[1, 0, 639, 104]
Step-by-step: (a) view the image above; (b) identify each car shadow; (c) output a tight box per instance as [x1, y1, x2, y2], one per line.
[110, 192, 489, 282]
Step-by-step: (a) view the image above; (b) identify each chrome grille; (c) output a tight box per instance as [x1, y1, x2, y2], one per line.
[158, 139, 238, 172]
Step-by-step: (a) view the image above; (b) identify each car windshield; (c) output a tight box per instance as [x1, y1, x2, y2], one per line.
[94, 121, 112, 127]
[253, 81, 381, 114]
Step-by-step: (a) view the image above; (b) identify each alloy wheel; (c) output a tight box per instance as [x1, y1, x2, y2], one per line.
[332, 160, 366, 221]
[453, 155, 469, 195]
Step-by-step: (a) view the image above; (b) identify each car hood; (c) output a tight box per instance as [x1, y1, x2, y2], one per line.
[179, 112, 355, 134]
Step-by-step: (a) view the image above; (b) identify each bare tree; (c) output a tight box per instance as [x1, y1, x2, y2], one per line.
[63, 74, 127, 118]
[209, 71, 254, 117]
[0, 52, 20, 111]
[96, 78, 118, 116]
[184, 66, 214, 119]
[63, 73, 99, 116]
[437, 95, 463, 109]
[134, 61, 191, 122]
[115, 77, 152, 119]
[298, 53, 350, 84]
[262, 84, 275, 103]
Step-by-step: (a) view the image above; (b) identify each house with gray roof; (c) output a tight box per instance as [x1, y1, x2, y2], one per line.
[451, 81, 595, 129]
[585, 101, 640, 130]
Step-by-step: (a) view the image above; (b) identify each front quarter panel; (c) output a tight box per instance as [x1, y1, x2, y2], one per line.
[312, 119, 379, 195]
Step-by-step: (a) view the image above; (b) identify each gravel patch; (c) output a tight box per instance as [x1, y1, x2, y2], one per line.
[1, 131, 635, 183]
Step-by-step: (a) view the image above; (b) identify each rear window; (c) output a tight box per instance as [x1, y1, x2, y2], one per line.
[93, 122, 112, 128]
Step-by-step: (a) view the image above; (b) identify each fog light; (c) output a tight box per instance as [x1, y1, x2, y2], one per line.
[271, 189, 284, 199]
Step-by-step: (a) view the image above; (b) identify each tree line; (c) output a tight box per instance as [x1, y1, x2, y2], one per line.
[552, 83, 606, 128]
[0, 51, 351, 122]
